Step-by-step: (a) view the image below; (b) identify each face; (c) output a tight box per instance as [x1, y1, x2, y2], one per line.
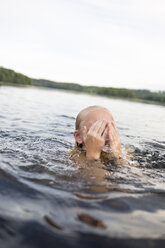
[78, 108, 114, 145]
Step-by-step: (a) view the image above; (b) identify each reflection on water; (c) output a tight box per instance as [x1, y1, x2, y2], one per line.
[0, 85, 165, 247]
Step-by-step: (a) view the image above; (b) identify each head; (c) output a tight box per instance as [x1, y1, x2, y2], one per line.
[74, 105, 114, 147]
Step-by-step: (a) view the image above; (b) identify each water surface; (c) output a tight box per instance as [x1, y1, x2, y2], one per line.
[0, 86, 165, 248]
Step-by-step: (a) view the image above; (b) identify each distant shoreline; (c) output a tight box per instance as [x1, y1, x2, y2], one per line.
[0, 66, 165, 106]
[1, 81, 165, 107]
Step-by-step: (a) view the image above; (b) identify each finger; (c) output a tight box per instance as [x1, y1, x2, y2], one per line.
[111, 121, 119, 132]
[89, 120, 103, 133]
[98, 120, 108, 135]
[107, 122, 115, 141]
[107, 122, 113, 133]
[108, 121, 117, 133]
[102, 126, 109, 139]
[112, 123, 120, 138]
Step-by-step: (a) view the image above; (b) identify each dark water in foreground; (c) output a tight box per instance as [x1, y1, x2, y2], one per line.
[0, 86, 165, 248]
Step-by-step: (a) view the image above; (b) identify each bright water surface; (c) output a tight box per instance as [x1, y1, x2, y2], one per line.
[0, 86, 165, 248]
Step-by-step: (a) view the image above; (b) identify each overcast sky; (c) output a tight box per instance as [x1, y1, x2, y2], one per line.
[0, 0, 165, 91]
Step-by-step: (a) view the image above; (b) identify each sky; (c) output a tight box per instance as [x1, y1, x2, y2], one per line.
[0, 0, 165, 91]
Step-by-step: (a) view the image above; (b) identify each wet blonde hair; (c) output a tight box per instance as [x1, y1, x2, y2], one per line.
[75, 105, 107, 130]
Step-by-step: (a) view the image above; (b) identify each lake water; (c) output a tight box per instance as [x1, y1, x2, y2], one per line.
[0, 85, 165, 248]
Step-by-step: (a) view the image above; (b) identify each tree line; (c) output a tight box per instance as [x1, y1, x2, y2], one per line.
[0, 66, 165, 104]
[32, 79, 165, 104]
[0, 67, 32, 85]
